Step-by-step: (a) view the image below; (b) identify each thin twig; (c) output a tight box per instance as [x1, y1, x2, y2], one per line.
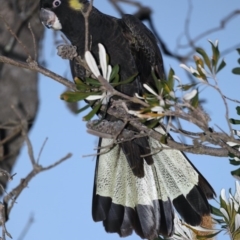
[184, 0, 195, 49]
[1, 1, 39, 57]
[224, 95, 240, 104]
[97, 75, 149, 107]
[206, 79, 233, 137]
[36, 138, 48, 164]
[17, 213, 34, 240]
[28, 23, 37, 61]
[0, 127, 21, 146]
[41, 153, 72, 171]
[11, 105, 35, 167]
[4, 153, 72, 216]
[2, 107, 73, 219]
[179, 10, 240, 49]
[0, 13, 31, 59]
[106, 105, 230, 157]
[0, 56, 76, 90]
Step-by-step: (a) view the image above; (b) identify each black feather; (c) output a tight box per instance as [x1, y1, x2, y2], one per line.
[39, 0, 216, 238]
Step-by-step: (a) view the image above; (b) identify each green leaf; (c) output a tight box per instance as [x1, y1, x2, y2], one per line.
[74, 77, 83, 84]
[74, 78, 91, 91]
[211, 58, 216, 71]
[162, 81, 172, 95]
[231, 167, 240, 179]
[229, 118, 240, 125]
[167, 68, 175, 91]
[140, 106, 153, 114]
[210, 204, 223, 217]
[190, 90, 199, 108]
[208, 40, 220, 69]
[236, 106, 240, 115]
[229, 159, 240, 166]
[220, 194, 229, 215]
[235, 228, 240, 238]
[112, 73, 138, 86]
[151, 70, 161, 93]
[145, 118, 161, 129]
[110, 64, 120, 81]
[237, 48, 240, 55]
[83, 101, 102, 121]
[193, 72, 200, 78]
[194, 55, 205, 68]
[76, 104, 91, 114]
[212, 217, 225, 224]
[85, 77, 101, 86]
[232, 67, 240, 75]
[75, 83, 91, 91]
[160, 135, 167, 144]
[178, 83, 197, 91]
[238, 58, 240, 65]
[216, 59, 226, 73]
[229, 152, 236, 158]
[111, 74, 120, 83]
[196, 47, 211, 71]
[60, 91, 97, 102]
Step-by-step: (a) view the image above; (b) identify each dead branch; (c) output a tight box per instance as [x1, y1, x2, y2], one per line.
[0, 56, 76, 90]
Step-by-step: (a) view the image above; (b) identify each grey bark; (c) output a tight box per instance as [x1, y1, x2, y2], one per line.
[0, 0, 44, 191]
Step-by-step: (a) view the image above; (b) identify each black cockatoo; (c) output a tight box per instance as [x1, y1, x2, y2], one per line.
[39, 0, 215, 239]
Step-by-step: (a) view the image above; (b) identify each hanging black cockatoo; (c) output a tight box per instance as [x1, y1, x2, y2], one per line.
[39, 0, 215, 239]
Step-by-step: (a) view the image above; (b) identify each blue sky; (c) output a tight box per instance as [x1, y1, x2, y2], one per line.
[5, 1, 240, 240]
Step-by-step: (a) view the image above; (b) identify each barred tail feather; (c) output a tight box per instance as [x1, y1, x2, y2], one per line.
[92, 136, 214, 239]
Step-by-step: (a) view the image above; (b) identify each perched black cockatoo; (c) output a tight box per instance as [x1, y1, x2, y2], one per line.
[39, 0, 215, 239]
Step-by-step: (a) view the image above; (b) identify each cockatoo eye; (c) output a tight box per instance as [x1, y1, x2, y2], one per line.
[53, 0, 61, 8]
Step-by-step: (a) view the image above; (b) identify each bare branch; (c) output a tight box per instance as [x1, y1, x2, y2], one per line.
[104, 103, 230, 157]
[97, 75, 149, 107]
[0, 203, 12, 240]
[0, 13, 31, 59]
[1, 108, 73, 221]
[0, 56, 76, 90]
[37, 138, 48, 164]
[4, 153, 72, 217]
[10, 105, 35, 167]
[28, 23, 37, 61]
[193, 10, 240, 45]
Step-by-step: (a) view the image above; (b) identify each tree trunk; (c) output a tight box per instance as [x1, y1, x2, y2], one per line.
[0, 0, 44, 191]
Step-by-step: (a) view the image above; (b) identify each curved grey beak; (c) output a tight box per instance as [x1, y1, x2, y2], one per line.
[40, 8, 62, 30]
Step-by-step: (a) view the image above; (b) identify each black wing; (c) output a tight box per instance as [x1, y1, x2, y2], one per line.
[92, 14, 215, 239]
[121, 14, 165, 81]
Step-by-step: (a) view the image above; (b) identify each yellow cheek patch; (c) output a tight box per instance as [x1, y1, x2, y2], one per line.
[69, 0, 83, 10]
